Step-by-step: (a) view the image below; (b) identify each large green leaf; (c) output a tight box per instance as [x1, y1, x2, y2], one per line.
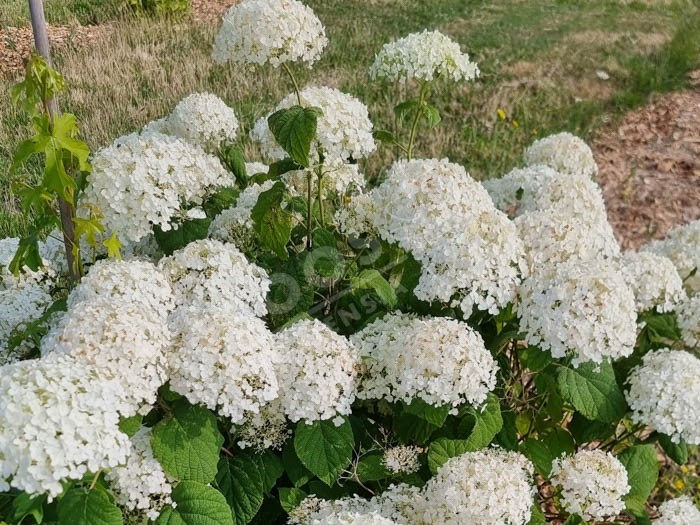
[557, 361, 627, 423]
[58, 489, 122, 525]
[151, 400, 224, 483]
[251, 181, 293, 259]
[356, 453, 391, 482]
[278, 488, 307, 514]
[267, 106, 321, 168]
[427, 394, 502, 473]
[618, 445, 659, 514]
[658, 433, 688, 465]
[155, 481, 233, 525]
[215, 454, 264, 525]
[402, 399, 450, 427]
[351, 269, 398, 308]
[294, 417, 355, 486]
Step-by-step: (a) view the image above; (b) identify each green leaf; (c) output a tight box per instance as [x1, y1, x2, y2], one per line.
[154, 219, 211, 256]
[557, 361, 628, 423]
[9, 233, 43, 274]
[11, 135, 48, 174]
[215, 454, 264, 525]
[203, 187, 240, 217]
[278, 488, 307, 514]
[394, 100, 419, 122]
[520, 438, 555, 477]
[282, 440, 314, 488]
[639, 311, 681, 341]
[155, 481, 233, 525]
[12, 493, 46, 523]
[151, 399, 224, 483]
[618, 445, 659, 514]
[220, 145, 247, 186]
[402, 399, 450, 427]
[258, 451, 285, 493]
[294, 417, 355, 486]
[118, 415, 142, 437]
[351, 269, 397, 308]
[251, 181, 293, 259]
[103, 231, 123, 260]
[372, 130, 396, 144]
[267, 106, 321, 168]
[428, 394, 502, 473]
[356, 453, 391, 482]
[568, 413, 616, 444]
[658, 433, 688, 465]
[421, 105, 441, 128]
[265, 158, 303, 180]
[562, 515, 585, 525]
[528, 503, 546, 525]
[394, 412, 440, 445]
[521, 346, 552, 373]
[52, 113, 91, 172]
[58, 489, 122, 525]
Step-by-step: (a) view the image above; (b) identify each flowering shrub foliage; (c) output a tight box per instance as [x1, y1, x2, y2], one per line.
[3, 1, 700, 524]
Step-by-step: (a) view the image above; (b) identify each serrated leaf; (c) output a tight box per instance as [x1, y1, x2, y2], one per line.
[520, 438, 555, 477]
[154, 219, 211, 256]
[282, 440, 314, 488]
[402, 399, 450, 427]
[618, 445, 659, 514]
[58, 489, 122, 525]
[294, 417, 354, 486]
[557, 361, 627, 423]
[356, 453, 391, 482]
[103, 231, 123, 260]
[268, 106, 321, 168]
[428, 394, 502, 473]
[658, 433, 688, 465]
[258, 451, 285, 493]
[155, 481, 233, 525]
[351, 269, 397, 308]
[203, 187, 240, 217]
[278, 488, 307, 514]
[151, 399, 224, 483]
[215, 454, 264, 525]
[220, 145, 247, 186]
[251, 181, 292, 259]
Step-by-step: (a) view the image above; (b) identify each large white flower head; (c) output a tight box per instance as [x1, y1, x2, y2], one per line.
[551, 450, 630, 522]
[418, 449, 534, 525]
[251, 86, 376, 164]
[523, 132, 598, 178]
[365, 158, 526, 315]
[0, 354, 131, 499]
[335, 193, 379, 238]
[482, 165, 559, 216]
[642, 219, 700, 295]
[516, 260, 637, 366]
[369, 30, 479, 83]
[81, 131, 230, 243]
[212, 0, 327, 68]
[67, 259, 174, 316]
[310, 511, 398, 525]
[677, 294, 700, 348]
[168, 304, 280, 424]
[165, 92, 239, 152]
[618, 251, 686, 313]
[654, 497, 700, 524]
[516, 209, 620, 275]
[106, 427, 174, 521]
[275, 318, 361, 424]
[41, 298, 170, 416]
[158, 239, 270, 317]
[625, 349, 700, 444]
[351, 312, 498, 410]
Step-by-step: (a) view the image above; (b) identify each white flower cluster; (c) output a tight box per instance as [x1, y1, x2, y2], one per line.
[81, 131, 230, 243]
[551, 450, 630, 522]
[618, 251, 686, 313]
[150, 93, 239, 152]
[251, 86, 376, 164]
[310, 511, 398, 525]
[276, 319, 360, 424]
[235, 400, 290, 451]
[625, 349, 700, 444]
[212, 0, 327, 68]
[482, 165, 560, 216]
[106, 427, 174, 521]
[352, 312, 498, 410]
[418, 449, 534, 525]
[208, 180, 276, 248]
[0, 355, 131, 498]
[517, 260, 637, 366]
[168, 305, 280, 424]
[523, 132, 598, 178]
[642, 219, 700, 295]
[382, 446, 421, 475]
[159, 239, 270, 317]
[347, 159, 525, 315]
[677, 295, 700, 348]
[282, 163, 365, 198]
[42, 259, 173, 416]
[654, 497, 700, 524]
[369, 30, 479, 83]
[334, 193, 378, 238]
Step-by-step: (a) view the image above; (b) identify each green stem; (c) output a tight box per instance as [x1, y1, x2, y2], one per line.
[406, 81, 429, 161]
[317, 168, 325, 229]
[282, 62, 303, 106]
[306, 171, 313, 250]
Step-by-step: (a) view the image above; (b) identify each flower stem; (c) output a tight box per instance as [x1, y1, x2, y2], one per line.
[317, 168, 325, 229]
[406, 81, 429, 161]
[283, 62, 303, 106]
[306, 171, 313, 250]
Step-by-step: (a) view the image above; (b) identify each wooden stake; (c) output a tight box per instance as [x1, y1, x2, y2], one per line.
[28, 0, 80, 282]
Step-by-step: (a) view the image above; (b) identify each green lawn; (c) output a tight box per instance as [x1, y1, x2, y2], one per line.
[1, 0, 699, 237]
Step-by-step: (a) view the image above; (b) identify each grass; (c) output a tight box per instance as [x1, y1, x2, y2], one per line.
[0, 0, 699, 237]
[0, 0, 123, 27]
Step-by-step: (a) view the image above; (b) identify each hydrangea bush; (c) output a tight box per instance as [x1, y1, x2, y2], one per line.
[2, 0, 700, 524]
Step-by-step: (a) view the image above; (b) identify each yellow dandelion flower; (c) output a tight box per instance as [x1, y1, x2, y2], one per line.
[497, 108, 507, 120]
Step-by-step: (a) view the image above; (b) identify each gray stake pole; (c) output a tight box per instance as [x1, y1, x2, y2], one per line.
[28, 0, 80, 282]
